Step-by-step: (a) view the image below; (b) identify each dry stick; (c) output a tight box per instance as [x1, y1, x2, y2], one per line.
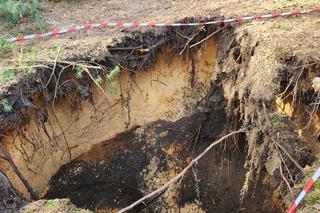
[52, 64, 73, 109]
[117, 129, 246, 213]
[279, 148, 295, 185]
[279, 160, 293, 194]
[45, 46, 62, 88]
[179, 27, 205, 55]
[0, 145, 39, 200]
[189, 25, 229, 49]
[1, 65, 51, 71]
[274, 141, 305, 174]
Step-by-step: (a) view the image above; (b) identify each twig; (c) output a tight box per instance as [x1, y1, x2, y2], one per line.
[45, 46, 62, 88]
[179, 27, 205, 55]
[77, 64, 111, 105]
[274, 141, 305, 174]
[279, 160, 293, 194]
[278, 148, 295, 184]
[117, 129, 246, 213]
[190, 26, 228, 49]
[271, 138, 295, 183]
[108, 46, 143, 51]
[173, 30, 190, 40]
[0, 65, 51, 71]
[52, 64, 73, 109]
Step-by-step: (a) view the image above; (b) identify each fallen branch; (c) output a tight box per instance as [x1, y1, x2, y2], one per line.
[117, 129, 246, 213]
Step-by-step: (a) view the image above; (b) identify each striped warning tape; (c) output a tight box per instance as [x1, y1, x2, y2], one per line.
[288, 168, 320, 213]
[3, 6, 320, 42]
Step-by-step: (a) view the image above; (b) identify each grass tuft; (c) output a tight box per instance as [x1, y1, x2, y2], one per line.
[0, 38, 13, 57]
[106, 66, 120, 81]
[0, 99, 13, 113]
[0, 69, 16, 84]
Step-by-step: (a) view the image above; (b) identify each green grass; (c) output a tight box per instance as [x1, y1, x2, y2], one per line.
[0, 69, 16, 84]
[299, 167, 320, 205]
[105, 66, 120, 94]
[0, 98, 12, 113]
[0, 38, 13, 57]
[75, 66, 84, 79]
[306, 190, 320, 205]
[10, 20, 48, 36]
[18, 48, 37, 74]
[94, 76, 103, 85]
[0, 49, 39, 84]
[0, 0, 42, 25]
[106, 66, 120, 80]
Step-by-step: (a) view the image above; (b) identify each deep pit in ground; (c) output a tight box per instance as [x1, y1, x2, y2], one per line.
[0, 26, 316, 213]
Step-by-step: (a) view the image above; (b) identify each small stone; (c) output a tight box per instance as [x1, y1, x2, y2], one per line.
[312, 77, 320, 92]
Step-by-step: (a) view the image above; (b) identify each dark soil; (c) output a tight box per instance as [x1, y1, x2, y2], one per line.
[0, 171, 26, 213]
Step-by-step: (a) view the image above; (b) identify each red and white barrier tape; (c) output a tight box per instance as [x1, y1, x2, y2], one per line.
[3, 6, 320, 42]
[288, 168, 320, 213]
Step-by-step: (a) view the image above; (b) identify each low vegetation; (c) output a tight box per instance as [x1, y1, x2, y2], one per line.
[0, 38, 12, 57]
[0, 98, 12, 113]
[0, 0, 42, 25]
[302, 167, 320, 206]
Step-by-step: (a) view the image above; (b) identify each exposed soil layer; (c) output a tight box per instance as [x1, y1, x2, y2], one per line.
[0, 16, 318, 212]
[44, 114, 275, 212]
[276, 59, 320, 153]
[0, 36, 218, 199]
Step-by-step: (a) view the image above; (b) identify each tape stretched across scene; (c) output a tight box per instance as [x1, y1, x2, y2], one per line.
[287, 168, 320, 213]
[3, 6, 320, 42]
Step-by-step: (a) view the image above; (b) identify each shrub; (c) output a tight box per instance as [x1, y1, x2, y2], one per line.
[0, 0, 42, 25]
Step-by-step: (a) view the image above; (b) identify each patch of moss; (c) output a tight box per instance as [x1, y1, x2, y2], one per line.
[269, 112, 286, 129]
[44, 200, 58, 210]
